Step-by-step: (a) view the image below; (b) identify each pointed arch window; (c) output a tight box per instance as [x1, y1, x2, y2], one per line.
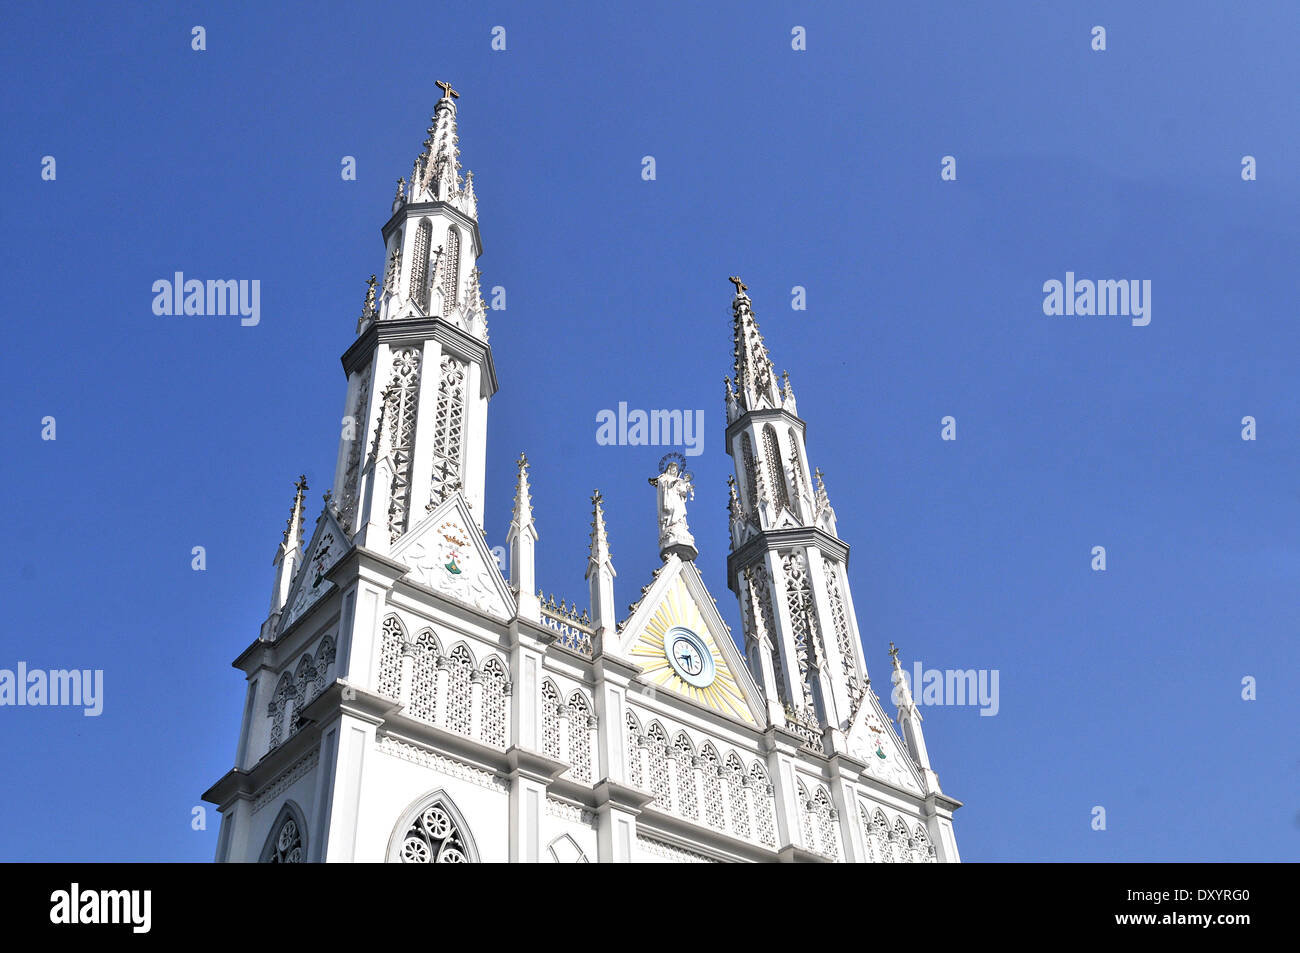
[913, 823, 937, 862]
[740, 432, 759, 513]
[411, 219, 432, 312]
[814, 787, 840, 860]
[858, 803, 875, 862]
[625, 711, 643, 789]
[567, 690, 593, 784]
[743, 566, 784, 706]
[725, 752, 750, 839]
[480, 656, 508, 748]
[824, 559, 858, 698]
[869, 808, 892, 863]
[541, 680, 562, 760]
[750, 763, 776, 848]
[259, 802, 307, 863]
[797, 780, 817, 848]
[672, 732, 698, 820]
[408, 630, 439, 722]
[545, 834, 589, 863]
[699, 745, 725, 829]
[788, 427, 805, 499]
[314, 636, 336, 693]
[389, 791, 477, 863]
[267, 672, 295, 750]
[430, 354, 467, 505]
[445, 644, 474, 735]
[442, 226, 461, 316]
[892, 817, 912, 864]
[386, 347, 422, 538]
[781, 552, 819, 714]
[377, 615, 405, 701]
[294, 655, 318, 711]
[762, 424, 789, 511]
[646, 723, 671, 807]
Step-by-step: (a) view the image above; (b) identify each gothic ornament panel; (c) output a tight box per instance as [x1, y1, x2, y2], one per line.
[386, 346, 423, 538]
[848, 696, 924, 795]
[395, 510, 512, 620]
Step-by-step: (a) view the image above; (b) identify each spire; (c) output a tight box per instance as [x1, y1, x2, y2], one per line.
[356, 275, 377, 334]
[413, 81, 463, 203]
[281, 474, 308, 553]
[729, 277, 780, 412]
[507, 453, 539, 620]
[723, 375, 740, 424]
[587, 489, 613, 575]
[890, 642, 940, 792]
[780, 369, 797, 413]
[263, 475, 308, 636]
[814, 467, 837, 535]
[587, 490, 618, 653]
[510, 452, 535, 530]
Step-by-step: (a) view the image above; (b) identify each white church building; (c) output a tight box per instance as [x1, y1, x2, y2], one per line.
[203, 86, 962, 863]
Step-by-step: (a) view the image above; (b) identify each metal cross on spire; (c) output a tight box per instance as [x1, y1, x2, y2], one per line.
[436, 80, 460, 101]
[728, 275, 748, 295]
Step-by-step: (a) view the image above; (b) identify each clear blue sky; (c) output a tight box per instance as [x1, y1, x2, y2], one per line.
[2, 1, 1297, 862]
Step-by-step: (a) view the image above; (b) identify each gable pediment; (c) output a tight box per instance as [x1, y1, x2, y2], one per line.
[618, 557, 763, 726]
[391, 492, 514, 621]
[846, 691, 925, 795]
[278, 508, 349, 635]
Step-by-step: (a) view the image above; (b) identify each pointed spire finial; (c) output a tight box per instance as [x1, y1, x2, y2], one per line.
[889, 641, 901, 665]
[510, 451, 535, 531]
[282, 475, 309, 547]
[730, 278, 779, 411]
[726, 473, 743, 518]
[357, 275, 378, 333]
[588, 489, 614, 568]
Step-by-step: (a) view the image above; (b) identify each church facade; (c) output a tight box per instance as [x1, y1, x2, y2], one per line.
[202, 87, 962, 863]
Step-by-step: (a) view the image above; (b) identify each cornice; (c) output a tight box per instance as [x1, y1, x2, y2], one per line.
[723, 406, 807, 448]
[340, 316, 498, 399]
[726, 525, 850, 586]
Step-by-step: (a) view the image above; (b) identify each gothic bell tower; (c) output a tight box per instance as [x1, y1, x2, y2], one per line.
[331, 81, 495, 543]
[723, 278, 870, 749]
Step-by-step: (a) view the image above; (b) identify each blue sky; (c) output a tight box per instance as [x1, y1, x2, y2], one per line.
[2, 1, 1297, 862]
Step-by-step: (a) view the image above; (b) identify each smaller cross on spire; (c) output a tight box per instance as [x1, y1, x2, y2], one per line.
[728, 275, 748, 295]
[436, 80, 460, 101]
[888, 641, 901, 664]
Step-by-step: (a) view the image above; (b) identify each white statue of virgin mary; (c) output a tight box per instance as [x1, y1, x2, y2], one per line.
[649, 460, 697, 560]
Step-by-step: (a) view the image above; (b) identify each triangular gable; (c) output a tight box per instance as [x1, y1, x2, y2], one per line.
[391, 492, 514, 621]
[618, 556, 763, 726]
[279, 508, 350, 635]
[846, 689, 925, 796]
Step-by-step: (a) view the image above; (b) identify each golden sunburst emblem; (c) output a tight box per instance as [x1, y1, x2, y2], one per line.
[629, 578, 753, 723]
